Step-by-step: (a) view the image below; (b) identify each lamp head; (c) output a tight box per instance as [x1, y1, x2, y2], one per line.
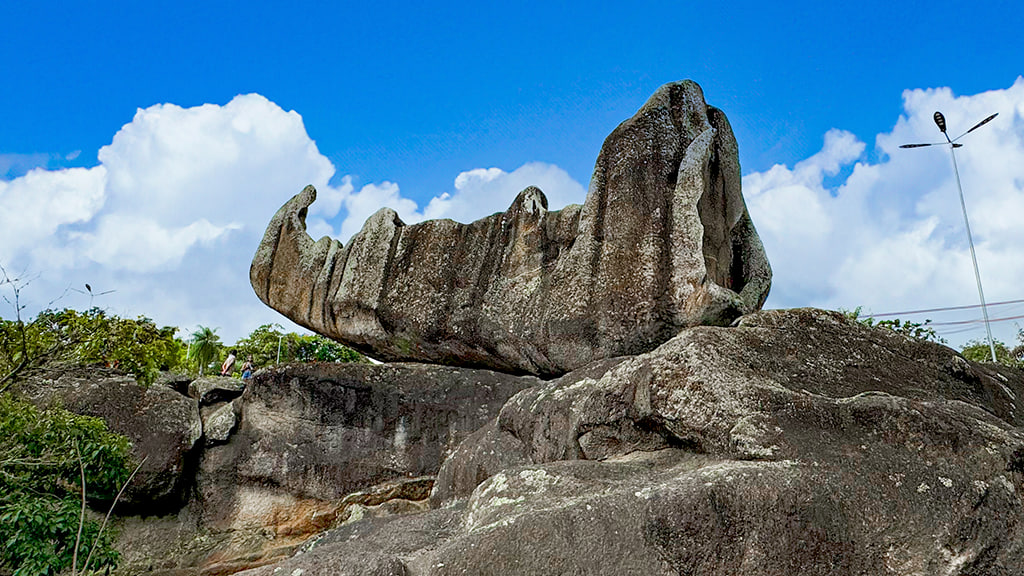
[933, 111, 947, 133]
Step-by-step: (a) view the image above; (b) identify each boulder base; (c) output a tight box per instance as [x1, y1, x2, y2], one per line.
[231, 309, 1024, 576]
[20, 368, 202, 510]
[112, 361, 538, 575]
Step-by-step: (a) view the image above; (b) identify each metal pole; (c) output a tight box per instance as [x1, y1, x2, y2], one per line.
[948, 145, 998, 362]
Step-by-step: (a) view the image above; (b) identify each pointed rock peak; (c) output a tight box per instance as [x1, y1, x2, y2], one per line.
[297, 184, 317, 203]
[363, 206, 405, 229]
[509, 186, 548, 216]
[283, 184, 318, 229]
[644, 79, 703, 107]
[630, 80, 714, 145]
[286, 185, 318, 229]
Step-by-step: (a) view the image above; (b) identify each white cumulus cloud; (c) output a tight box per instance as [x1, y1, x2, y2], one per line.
[746, 76, 1024, 347]
[0, 95, 587, 343]
[422, 162, 587, 224]
[333, 161, 587, 242]
[0, 94, 350, 340]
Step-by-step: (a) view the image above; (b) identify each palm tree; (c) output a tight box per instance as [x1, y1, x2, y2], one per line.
[188, 326, 221, 376]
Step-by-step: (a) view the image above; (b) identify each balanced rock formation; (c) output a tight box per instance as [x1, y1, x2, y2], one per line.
[251, 80, 771, 376]
[232, 309, 1024, 576]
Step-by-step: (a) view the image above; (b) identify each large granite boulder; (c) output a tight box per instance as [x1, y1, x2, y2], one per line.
[112, 362, 539, 575]
[233, 309, 1024, 576]
[199, 362, 540, 505]
[20, 368, 203, 510]
[250, 80, 771, 377]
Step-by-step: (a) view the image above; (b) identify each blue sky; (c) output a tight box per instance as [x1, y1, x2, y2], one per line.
[2, 1, 1023, 349]
[6, 1, 1017, 183]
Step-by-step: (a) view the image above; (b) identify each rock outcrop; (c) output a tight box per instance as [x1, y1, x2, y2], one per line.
[26, 76, 1024, 575]
[112, 361, 538, 575]
[200, 400, 238, 446]
[188, 376, 246, 405]
[230, 309, 1024, 576]
[21, 368, 202, 509]
[250, 80, 771, 376]
[198, 362, 540, 505]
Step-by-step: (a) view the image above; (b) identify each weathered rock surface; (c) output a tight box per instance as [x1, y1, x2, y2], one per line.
[189, 375, 246, 405]
[112, 361, 538, 575]
[330, 475, 434, 526]
[20, 369, 202, 509]
[235, 309, 1024, 576]
[236, 505, 467, 576]
[251, 80, 771, 376]
[198, 362, 540, 505]
[200, 400, 239, 446]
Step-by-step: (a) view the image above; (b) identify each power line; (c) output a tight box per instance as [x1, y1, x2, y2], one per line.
[929, 313, 1024, 327]
[866, 298, 1024, 318]
[935, 325, 985, 336]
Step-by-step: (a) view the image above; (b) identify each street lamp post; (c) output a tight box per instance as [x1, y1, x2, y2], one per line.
[901, 111, 999, 362]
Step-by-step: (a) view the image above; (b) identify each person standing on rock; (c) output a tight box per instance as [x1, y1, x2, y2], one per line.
[241, 356, 254, 380]
[221, 349, 237, 377]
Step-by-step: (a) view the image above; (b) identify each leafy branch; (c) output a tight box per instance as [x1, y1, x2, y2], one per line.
[0, 395, 136, 575]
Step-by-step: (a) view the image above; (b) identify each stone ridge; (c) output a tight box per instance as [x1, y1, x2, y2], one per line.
[229, 309, 1024, 576]
[251, 80, 772, 376]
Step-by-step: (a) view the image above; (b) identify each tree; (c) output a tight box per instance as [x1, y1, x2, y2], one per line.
[233, 324, 367, 368]
[0, 395, 135, 575]
[294, 334, 366, 363]
[232, 323, 287, 368]
[960, 338, 1020, 366]
[960, 329, 1024, 368]
[1, 308, 184, 389]
[187, 326, 221, 376]
[0, 268, 143, 573]
[45, 309, 182, 385]
[0, 264, 53, 389]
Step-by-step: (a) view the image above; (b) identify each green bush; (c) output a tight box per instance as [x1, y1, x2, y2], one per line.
[0, 394, 134, 575]
[294, 334, 366, 363]
[840, 306, 946, 344]
[842, 307, 1024, 368]
[961, 337, 1023, 367]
